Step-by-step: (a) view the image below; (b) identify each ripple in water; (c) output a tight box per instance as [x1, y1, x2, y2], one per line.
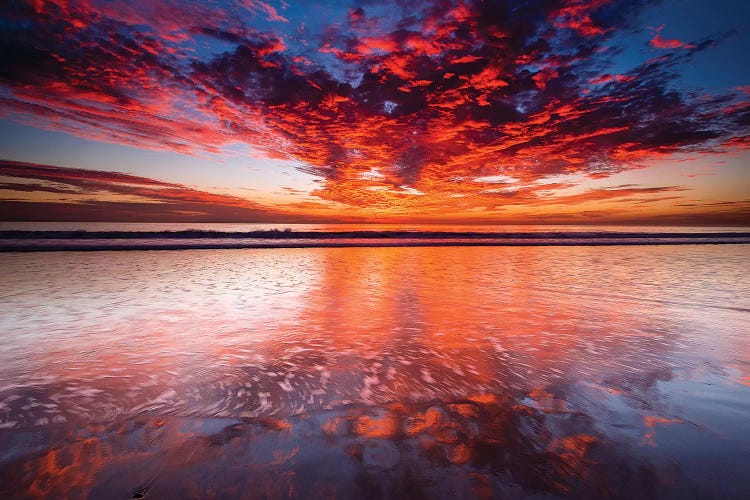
[1, 245, 749, 497]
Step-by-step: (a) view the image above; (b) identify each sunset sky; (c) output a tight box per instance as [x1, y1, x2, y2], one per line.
[0, 0, 748, 224]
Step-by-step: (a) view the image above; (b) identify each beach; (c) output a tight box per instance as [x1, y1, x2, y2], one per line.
[1, 243, 749, 497]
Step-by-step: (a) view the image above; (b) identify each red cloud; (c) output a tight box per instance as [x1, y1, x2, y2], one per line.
[551, 0, 611, 37]
[0, 0, 748, 222]
[650, 34, 696, 50]
[590, 74, 635, 85]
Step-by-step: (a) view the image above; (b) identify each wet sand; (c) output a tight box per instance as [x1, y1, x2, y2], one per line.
[1, 245, 749, 498]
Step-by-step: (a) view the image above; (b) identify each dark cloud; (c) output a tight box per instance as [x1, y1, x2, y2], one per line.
[0, 160, 322, 222]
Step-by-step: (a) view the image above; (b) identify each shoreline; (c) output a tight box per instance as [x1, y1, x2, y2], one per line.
[2, 229, 749, 251]
[3, 238, 749, 252]
[2, 229, 749, 239]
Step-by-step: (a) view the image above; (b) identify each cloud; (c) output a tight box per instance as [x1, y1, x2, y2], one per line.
[649, 34, 696, 50]
[648, 25, 696, 49]
[3, 159, 746, 224]
[0, 0, 748, 216]
[0, 160, 320, 222]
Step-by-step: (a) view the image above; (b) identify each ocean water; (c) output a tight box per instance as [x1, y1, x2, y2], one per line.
[1, 244, 749, 498]
[2, 221, 749, 233]
[2, 222, 749, 251]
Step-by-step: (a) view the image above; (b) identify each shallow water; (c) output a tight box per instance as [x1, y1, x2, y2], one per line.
[1, 245, 749, 498]
[2, 221, 748, 233]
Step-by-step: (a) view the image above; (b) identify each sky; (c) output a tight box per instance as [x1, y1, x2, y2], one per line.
[0, 0, 748, 224]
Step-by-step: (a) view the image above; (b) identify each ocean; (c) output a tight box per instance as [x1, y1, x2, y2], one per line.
[1, 222, 749, 251]
[0, 230, 749, 497]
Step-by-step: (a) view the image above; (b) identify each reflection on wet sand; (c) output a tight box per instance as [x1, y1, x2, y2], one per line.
[0, 397, 678, 498]
[1, 246, 749, 498]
